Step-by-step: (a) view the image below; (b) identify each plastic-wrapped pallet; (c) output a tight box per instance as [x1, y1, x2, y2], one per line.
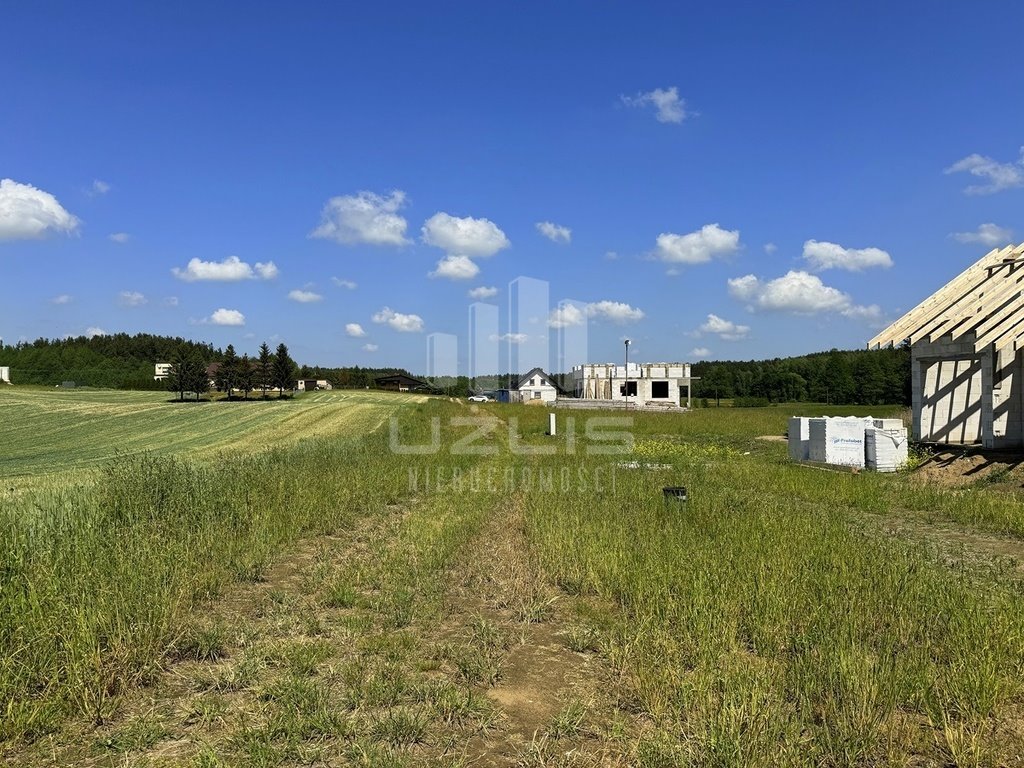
[872, 418, 905, 431]
[788, 417, 811, 461]
[865, 426, 908, 472]
[808, 417, 866, 468]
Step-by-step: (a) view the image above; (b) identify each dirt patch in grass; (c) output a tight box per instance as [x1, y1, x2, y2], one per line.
[910, 448, 1024, 489]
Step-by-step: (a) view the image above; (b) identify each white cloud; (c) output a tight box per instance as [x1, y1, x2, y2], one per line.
[207, 308, 245, 326]
[85, 326, 107, 338]
[548, 300, 644, 327]
[90, 180, 111, 196]
[430, 254, 480, 280]
[310, 190, 410, 246]
[0, 179, 81, 241]
[690, 347, 710, 358]
[51, 294, 72, 305]
[118, 291, 147, 307]
[621, 86, 688, 124]
[605, 251, 619, 260]
[345, 323, 367, 338]
[656, 224, 740, 264]
[255, 261, 279, 279]
[108, 232, 131, 243]
[372, 306, 424, 333]
[421, 212, 510, 280]
[945, 148, 1024, 195]
[163, 296, 179, 307]
[951, 222, 1014, 246]
[422, 212, 510, 257]
[548, 303, 587, 329]
[764, 243, 777, 254]
[490, 332, 528, 344]
[172, 255, 277, 282]
[587, 300, 644, 323]
[699, 313, 750, 341]
[362, 343, 379, 352]
[728, 270, 878, 319]
[802, 240, 892, 271]
[468, 285, 498, 299]
[536, 221, 571, 244]
[287, 289, 323, 303]
[331, 277, 357, 289]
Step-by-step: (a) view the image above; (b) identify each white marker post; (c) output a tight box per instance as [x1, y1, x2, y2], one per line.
[548, 412, 556, 436]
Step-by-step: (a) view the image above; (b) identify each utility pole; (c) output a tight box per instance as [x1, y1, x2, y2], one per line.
[624, 338, 631, 411]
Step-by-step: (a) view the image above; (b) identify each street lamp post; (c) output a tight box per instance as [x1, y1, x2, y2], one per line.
[624, 338, 631, 411]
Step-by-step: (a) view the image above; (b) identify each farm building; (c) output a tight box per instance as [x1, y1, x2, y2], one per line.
[572, 362, 696, 409]
[154, 362, 171, 380]
[296, 378, 332, 391]
[0, 366, 10, 384]
[870, 242, 1024, 448]
[497, 367, 564, 403]
[375, 373, 429, 392]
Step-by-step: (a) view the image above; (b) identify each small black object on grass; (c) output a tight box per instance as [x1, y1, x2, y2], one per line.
[663, 486, 688, 507]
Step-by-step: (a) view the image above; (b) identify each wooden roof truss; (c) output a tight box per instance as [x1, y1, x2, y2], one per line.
[869, 243, 1024, 353]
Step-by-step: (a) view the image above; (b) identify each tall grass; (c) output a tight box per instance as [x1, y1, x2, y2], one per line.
[504, 405, 1024, 763]
[0, 408, 428, 740]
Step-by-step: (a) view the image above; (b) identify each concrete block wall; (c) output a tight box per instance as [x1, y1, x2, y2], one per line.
[910, 333, 1023, 448]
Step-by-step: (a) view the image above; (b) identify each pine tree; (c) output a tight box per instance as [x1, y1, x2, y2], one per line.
[166, 345, 190, 402]
[238, 353, 254, 400]
[272, 342, 295, 398]
[216, 344, 240, 400]
[257, 342, 273, 399]
[187, 350, 210, 401]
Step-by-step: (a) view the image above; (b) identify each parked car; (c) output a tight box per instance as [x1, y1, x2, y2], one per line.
[467, 394, 491, 402]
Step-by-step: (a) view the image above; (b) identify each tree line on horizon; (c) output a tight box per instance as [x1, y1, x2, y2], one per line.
[166, 341, 298, 401]
[0, 333, 912, 406]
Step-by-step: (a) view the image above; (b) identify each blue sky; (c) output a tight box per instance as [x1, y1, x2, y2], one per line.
[3, 1, 1024, 373]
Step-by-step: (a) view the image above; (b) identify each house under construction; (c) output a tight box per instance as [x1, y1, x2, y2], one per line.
[572, 362, 695, 409]
[870, 242, 1024, 448]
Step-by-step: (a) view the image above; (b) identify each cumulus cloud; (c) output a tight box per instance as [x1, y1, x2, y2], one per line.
[588, 300, 644, 323]
[345, 323, 367, 338]
[372, 306, 424, 333]
[287, 289, 322, 303]
[490, 332, 528, 344]
[362, 343, 378, 352]
[118, 291, 147, 307]
[548, 300, 644, 327]
[468, 285, 498, 299]
[422, 212, 510, 257]
[536, 221, 571, 244]
[951, 223, 1014, 246]
[430, 254, 480, 280]
[764, 243, 778, 254]
[172, 255, 278, 282]
[51, 294, 72, 305]
[802, 240, 892, 271]
[310, 190, 410, 246]
[108, 232, 131, 243]
[656, 224, 740, 264]
[331, 277, 357, 289]
[0, 179, 81, 241]
[698, 313, 750, 341]
[945, 147, 1024, 195]
[621, 86, 688, 123]
[90, 180, 111, 196]
[85, 326, 107, 338]
[728, 270, 879, 319]
[207, 308, 245, 326]
[691, 347, 710, 358]
[548, 303, 587, 329]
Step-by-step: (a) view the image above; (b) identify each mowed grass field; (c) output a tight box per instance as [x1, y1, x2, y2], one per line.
[0, 387, 424, 482]
[6, 391, 1024, 765]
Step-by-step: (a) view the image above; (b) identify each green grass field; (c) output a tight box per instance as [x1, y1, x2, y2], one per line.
[4, 391, 1024, 765]
[0, 387, 423, 482]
